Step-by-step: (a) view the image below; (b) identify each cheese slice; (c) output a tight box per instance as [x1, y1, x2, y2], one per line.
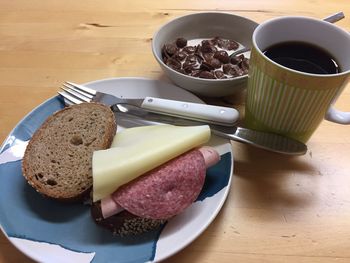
[92, 124, 211, 202]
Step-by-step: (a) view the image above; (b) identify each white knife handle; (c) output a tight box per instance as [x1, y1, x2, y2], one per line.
[141, 97, 239, 125]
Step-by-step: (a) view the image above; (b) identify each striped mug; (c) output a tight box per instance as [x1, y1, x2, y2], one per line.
[245, 16, 350, 143]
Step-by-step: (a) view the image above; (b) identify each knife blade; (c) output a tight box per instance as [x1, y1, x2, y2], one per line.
[111, 104, 307, 155]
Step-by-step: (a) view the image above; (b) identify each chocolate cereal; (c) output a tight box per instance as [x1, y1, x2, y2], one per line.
[162, 37, 249, 79]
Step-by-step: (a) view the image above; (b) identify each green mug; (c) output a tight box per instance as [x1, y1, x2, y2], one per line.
[245, 16, 350, 143]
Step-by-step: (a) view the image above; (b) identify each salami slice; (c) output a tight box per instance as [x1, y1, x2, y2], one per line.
[111, 149, 206, 220]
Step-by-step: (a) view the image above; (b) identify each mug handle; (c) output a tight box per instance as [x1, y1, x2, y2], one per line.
[325, 107, 350, 124]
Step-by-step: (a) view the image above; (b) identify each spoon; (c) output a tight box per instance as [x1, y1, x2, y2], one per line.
[323, 11, 345, 23]
[230, 11, 345, 58]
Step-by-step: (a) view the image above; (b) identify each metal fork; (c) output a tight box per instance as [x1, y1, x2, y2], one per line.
[58, 81, 239, 126]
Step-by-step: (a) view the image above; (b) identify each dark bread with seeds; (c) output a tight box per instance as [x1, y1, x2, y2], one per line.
[22, 103, 116, 202]
[91, 201, 165, 236]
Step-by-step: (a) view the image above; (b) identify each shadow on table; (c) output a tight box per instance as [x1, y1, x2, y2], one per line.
[232, 142, 318, 211]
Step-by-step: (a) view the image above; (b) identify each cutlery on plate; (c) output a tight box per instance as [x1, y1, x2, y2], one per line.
[58, 81, 239, 126]
[58, 82, 307, 155]
[111, 105, 307, 155]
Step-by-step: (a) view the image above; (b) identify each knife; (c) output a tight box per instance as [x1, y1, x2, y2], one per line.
[111, 104, 307, 155]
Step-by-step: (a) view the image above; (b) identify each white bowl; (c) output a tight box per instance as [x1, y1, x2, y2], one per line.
[152, 12, 258, 97]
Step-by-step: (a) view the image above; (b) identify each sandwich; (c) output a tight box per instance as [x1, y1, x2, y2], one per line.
[90, 125, 220, 235]
[91, 146, 219, 235]
[22, 103, 220, 236]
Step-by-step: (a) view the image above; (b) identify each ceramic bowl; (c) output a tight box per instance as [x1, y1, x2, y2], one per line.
[152, 12, 258, 97]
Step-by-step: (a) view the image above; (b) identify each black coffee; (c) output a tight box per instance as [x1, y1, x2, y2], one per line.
[263, 41, 340, 74]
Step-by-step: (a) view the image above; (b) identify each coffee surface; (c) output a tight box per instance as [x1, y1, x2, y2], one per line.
[263, 41, 340, 74]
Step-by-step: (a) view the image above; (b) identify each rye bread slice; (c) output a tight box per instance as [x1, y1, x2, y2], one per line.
[91, 201, 166, 236]
[22, 102, 116, 202]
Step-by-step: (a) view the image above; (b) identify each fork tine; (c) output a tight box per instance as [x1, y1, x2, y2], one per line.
[61, 87, 91, 103]
[62, 83, 94, 99]
[65, 81, 97, 95]
[58, 91, 84, 105]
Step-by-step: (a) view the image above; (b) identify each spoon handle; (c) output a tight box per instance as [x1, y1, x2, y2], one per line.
[229, 46, 251, 58]
[323, 11, 345, 23]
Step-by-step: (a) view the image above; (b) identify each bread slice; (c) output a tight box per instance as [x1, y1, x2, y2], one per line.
[22, 102, 116, 202]
[91, 201, 165, 236]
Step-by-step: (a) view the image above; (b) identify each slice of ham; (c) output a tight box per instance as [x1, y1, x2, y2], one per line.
[100, 197, 124, 218]
[100, 146, 220, 219]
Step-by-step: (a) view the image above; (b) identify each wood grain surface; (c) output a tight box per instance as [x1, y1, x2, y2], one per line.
[1, 0, 350, 262]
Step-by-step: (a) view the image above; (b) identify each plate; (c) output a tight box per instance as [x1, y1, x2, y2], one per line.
[0, 77, 233, 263]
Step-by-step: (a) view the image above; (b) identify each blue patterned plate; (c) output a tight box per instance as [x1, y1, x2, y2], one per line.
[0, 78, 233, 263]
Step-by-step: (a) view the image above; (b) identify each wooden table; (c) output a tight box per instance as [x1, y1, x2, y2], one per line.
[1, 1, 350, 262]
